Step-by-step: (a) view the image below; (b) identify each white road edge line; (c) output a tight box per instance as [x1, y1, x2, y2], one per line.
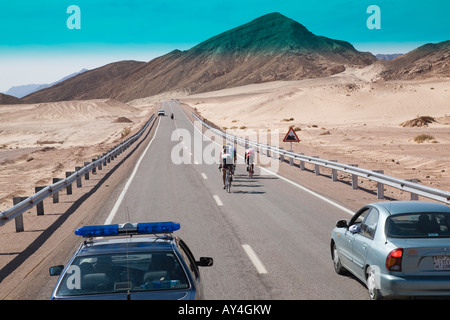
[104, 117, 161, 225]
[213, 195, 223, 206]
[180, 103, 354, 216]
[242, 244, 268, 274]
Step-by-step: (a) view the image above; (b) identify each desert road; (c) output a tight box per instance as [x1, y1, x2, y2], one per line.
[7, 100, 370, 300]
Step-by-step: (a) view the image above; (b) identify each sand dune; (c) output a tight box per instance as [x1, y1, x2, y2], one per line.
[184, 72, 450, 129]
[0, 99, 149, 148]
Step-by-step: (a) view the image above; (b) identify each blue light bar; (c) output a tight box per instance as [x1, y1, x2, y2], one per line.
[75, 224, 119, 237]
[75, 222, 180, 237]
[137, 222, 180, 234]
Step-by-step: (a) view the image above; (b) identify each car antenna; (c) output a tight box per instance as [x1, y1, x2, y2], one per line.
[125, 206, 132, 298]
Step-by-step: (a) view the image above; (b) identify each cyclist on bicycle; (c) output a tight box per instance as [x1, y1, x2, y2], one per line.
[245, 147, 255, 175]
[218, 144, 236, 189]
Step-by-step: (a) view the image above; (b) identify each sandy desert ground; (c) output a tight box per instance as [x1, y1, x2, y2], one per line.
[0, 65, 449, 213]
[0, 99, 154, 211]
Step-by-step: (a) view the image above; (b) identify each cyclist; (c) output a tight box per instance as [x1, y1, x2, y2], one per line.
[218, 144, 236, 189]
[245, 147, 255, 177]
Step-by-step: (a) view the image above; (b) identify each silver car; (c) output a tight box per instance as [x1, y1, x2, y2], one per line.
[331, 201, 450, 300]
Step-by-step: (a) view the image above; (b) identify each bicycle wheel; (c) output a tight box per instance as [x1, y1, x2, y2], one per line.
[226, 169, 232, 193]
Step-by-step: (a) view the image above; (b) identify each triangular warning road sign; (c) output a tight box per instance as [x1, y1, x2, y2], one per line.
[283, 127, 300, 142]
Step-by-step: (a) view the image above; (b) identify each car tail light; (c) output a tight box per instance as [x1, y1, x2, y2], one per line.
[386, 248, 403, 271]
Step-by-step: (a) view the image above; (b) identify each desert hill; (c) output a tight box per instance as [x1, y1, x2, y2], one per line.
[23, 12, 376, 103]
[380, 40, 450, 80]
[0, 93, 22, 105]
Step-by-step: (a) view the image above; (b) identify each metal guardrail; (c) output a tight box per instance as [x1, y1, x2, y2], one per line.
[193, 113, 450, 205]
[0, 114, 156, 229]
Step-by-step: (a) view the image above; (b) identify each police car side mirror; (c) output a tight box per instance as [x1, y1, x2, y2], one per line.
[196, 257, 213, 267]
[49, 265, 64, 276]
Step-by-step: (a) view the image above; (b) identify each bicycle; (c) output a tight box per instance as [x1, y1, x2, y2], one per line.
[248, 163, 254, 178]
[225, 166, 233, 193]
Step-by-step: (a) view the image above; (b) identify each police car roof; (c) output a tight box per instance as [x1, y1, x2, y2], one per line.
[78, 236, 176, 256]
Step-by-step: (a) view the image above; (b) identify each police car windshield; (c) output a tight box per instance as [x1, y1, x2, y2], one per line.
[55, 251, 189, 297]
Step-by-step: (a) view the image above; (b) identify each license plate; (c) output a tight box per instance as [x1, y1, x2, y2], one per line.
[433, 256, 450, 270]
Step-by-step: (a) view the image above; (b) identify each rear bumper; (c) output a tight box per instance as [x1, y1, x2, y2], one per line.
[380, 274, 450, 299]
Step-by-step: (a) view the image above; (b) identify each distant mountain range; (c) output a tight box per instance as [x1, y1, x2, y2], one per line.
[4, 69, 88, 98]
[375, 54, 403, 61]
[2, 13, 448, 105]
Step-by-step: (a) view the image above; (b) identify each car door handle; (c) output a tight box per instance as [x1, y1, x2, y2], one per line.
[363, 244, 368, 250]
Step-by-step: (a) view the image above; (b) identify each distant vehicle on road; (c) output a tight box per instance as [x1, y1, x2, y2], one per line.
[157, 110, 165, 116]
[331, 201, 450, 300]
[49, 222, 213, 300]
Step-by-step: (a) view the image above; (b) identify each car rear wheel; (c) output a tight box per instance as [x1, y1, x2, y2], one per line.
[332, 243, 346, 275]
[366, 266, 383, 300]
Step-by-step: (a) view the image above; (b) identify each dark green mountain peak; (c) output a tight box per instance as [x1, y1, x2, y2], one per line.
[191, 12, 357, 55]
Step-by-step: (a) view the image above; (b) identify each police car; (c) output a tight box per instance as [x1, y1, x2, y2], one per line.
[49, 222, 213, 300]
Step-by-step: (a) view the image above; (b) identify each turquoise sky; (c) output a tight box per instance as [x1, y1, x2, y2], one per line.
[0, 0, 448, 92]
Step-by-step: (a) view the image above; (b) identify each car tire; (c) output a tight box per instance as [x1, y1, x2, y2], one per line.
[366, 266, 383, 300]
[332, 243, 346, 275]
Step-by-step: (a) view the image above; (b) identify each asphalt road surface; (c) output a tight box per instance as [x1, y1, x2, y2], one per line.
[8, 100, 370, 300]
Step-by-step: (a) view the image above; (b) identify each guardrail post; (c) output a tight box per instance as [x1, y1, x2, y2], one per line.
[313, 156, 320, 175]
[299, 153, 305, 170]
[267, 146, 271, 158]
[84, 162, 90, 180]
[97, 156, 102, 170]
[35, 186, 45, 215]
[407, 179, 419, 200]
[349, 164, 359, 189]
[52, 178, 61, 203]
[330, 160, 338, 181]
[75, 167, 82, 187]
[279, 148, 284, 162]
[373, 170, 385, 199]
[65, 172, 73, 195]
[12, 197, 27, 232]
[92, 159, 97, 174]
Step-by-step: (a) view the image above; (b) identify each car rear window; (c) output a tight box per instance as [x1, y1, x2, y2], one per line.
[386, 212, 450, 238]
[55, 251, 189, 297]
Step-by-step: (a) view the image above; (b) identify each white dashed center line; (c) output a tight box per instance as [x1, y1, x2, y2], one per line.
[213, 195, 223, 206]
[242, 244, 268, 274]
